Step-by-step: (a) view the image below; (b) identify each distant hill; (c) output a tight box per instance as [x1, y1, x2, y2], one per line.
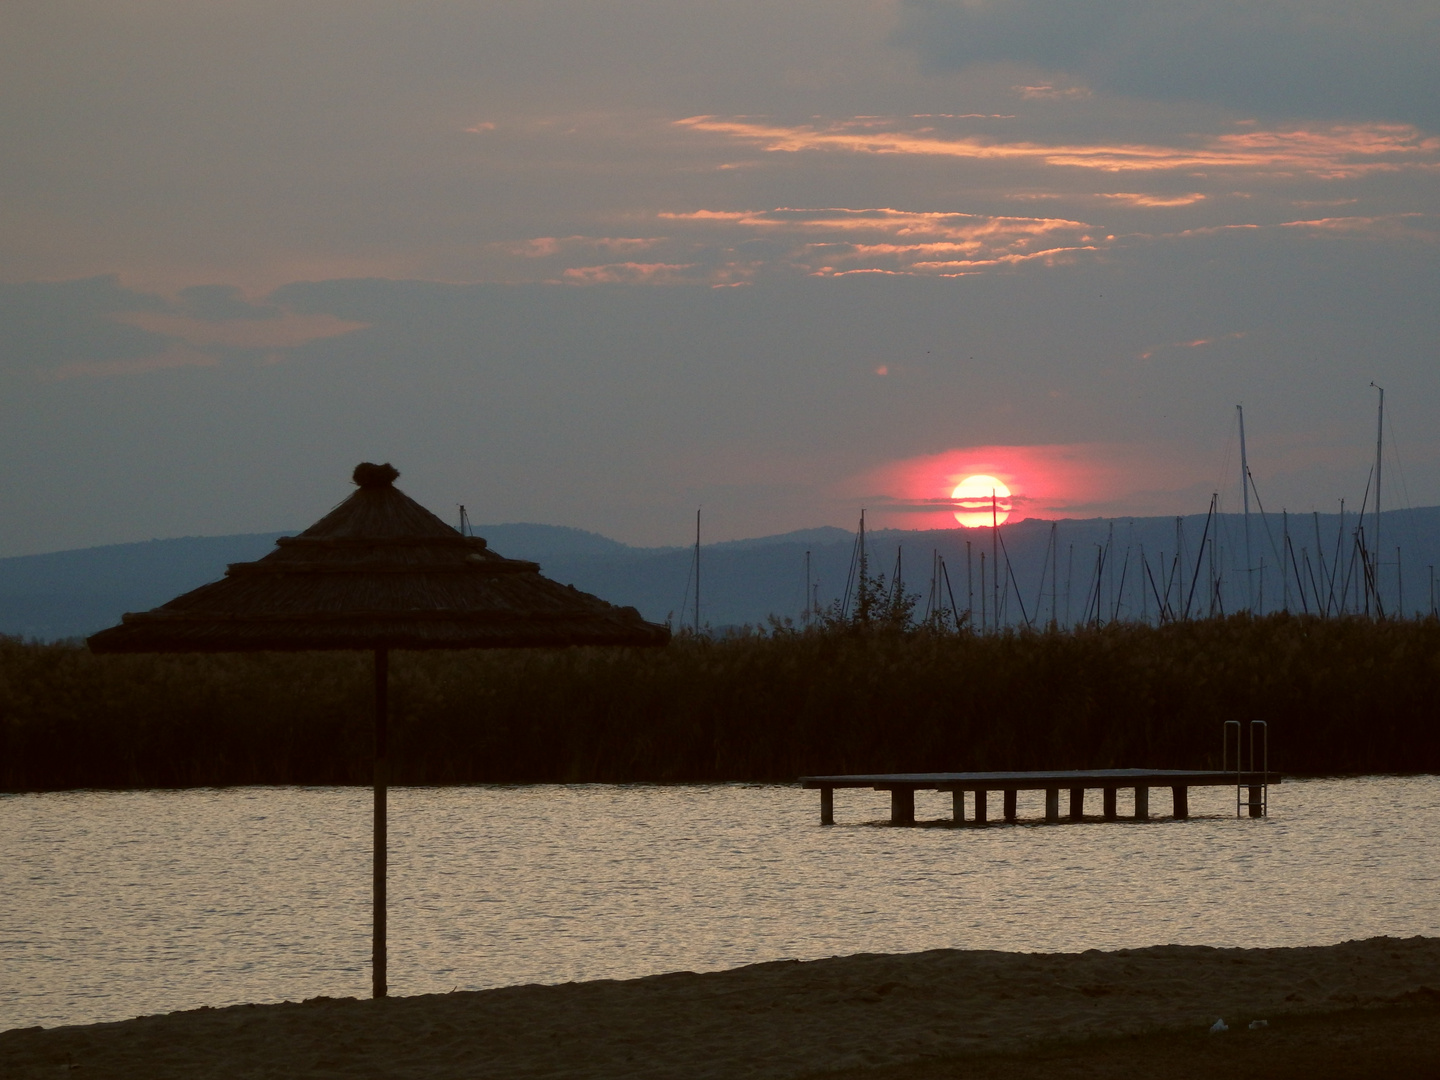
[0, 534, 288, 642]
[4, 508, 1440, 641]
[476, 523, 637, 559]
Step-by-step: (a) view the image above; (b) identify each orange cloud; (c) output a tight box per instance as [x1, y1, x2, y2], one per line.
[662, 206, 1089, 239]
[515, 206, 1105, 284]
[116, 310, 367, 350]
[1014, 85, 1092, 101]
[1138, 332, 1246, 359]
[1099, 192, 1207, 207]
[1276, 214, 1438, 239]
[560, 262, 702, 284]
[502, 194, 1434, 288]
[509, 236, 664, 258]
[652, 206, 1099, 277]
[676, 116, 1440, 178]
[1169, 214, 1437, 242]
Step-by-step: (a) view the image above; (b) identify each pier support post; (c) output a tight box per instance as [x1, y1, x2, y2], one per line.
[890, 788, 915, 826]
[1044, 788, 1060, 823]
[820, 787, 834, 826]
[975, 790, 988, 825]
[1248, 786, 1264, 818]
[1172, 786, 1188, 819]
[373, 648, 389, 1000]
[1003, 789, 1017, 823]
[1069, 788, 1085, 821]
[1103, 788, 1117, 820]
[952, 789, 965, 824]
[1134, 786, 1149, 821]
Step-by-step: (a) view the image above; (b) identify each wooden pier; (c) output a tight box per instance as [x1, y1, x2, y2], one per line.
[800, 769, 1279, 826]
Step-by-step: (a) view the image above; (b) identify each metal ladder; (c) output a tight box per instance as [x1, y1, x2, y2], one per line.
[1223, 720, 1268, 817]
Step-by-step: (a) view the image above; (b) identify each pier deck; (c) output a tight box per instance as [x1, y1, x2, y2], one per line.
[800, 769, 1279, 825]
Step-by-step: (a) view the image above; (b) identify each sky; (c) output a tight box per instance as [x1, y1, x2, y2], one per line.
[1, 0, 1437, 556]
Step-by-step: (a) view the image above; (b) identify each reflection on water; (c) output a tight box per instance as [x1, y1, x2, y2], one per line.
[2, 777, 1438, 1030]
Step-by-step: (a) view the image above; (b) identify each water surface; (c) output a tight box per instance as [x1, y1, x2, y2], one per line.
[3, 777, 1437, 1031]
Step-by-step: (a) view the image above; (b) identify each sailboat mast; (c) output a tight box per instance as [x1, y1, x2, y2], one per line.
[694, 508, 701, 635]
[1066, 543, 1073, 628]
[1282, 510, 1290, 613]
[966, 540, 973, 628]
[1372, 382, 1384, 612]
[804, 549, 811, 627]
[979, 552, 987, 632]
[991, 490, 999, 631]
[859, 508, 867, 624]
[1238, 404, 1253, 611]
[1051, 522, 1059, 627]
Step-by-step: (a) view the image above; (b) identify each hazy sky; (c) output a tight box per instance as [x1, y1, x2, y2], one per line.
[2, 0, 1437, 556]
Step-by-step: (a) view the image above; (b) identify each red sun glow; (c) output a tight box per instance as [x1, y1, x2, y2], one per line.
[951, 475, 1012, 527]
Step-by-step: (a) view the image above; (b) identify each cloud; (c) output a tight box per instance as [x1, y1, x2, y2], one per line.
[896, 0, 1440, 127]
[560, 262, 705, 284]
[6, 0, 1435, 300]
[541, 206, 1106, 280]
[1276, 214, 1439, 240]
[116, 310, 367, 351]
[1139, 332, 1247, 360]
[488, 198, 1440, 286]
[0, 277, 168, 378]
[45, 344, 220, 381]
[171, 284, 281, 322]
[677, 115, 1440, 178]
[508, 236, 667, 259]
[1099, 192, 1207, 208]
[1166, 213, 1439, 243]
[1014, 84, 1091, 101]
[0, 276, 367, 380]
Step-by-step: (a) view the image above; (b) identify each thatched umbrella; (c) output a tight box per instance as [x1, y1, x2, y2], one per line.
[89, 462, 669, 998]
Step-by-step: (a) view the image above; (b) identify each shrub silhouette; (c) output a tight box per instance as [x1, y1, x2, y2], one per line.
[2, 614, 1438, 790]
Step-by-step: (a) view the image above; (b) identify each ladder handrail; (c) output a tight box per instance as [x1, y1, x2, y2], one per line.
[1223, 719, 1268, 817]
[1251, 720, 1269, 816]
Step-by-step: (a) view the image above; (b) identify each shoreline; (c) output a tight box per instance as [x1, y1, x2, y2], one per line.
[4, 936, 1438, 1078]
[5, 769, 1439, 795]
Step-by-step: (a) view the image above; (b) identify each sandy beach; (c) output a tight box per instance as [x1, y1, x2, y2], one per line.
[3, 936, 1438, 1078]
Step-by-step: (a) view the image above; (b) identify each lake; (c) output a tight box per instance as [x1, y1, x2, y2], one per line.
[3, 776, 1437, 1031]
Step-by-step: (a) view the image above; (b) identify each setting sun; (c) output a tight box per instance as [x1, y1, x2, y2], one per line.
[951, 475, 1012, 527]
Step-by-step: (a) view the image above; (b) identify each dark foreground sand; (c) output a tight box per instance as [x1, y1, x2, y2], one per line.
[3, 937, 1438, 1079]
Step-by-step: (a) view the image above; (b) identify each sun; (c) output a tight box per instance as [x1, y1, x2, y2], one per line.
[951, 475, 1012, 527]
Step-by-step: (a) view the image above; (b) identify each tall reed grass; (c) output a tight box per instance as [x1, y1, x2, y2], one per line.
[2, 615, 1438, 791]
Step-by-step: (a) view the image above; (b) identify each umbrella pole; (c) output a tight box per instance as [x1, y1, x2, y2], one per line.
[373, 647, 389, 999]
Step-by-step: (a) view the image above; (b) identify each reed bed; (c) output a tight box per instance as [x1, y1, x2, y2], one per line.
[3, 615, 1438, 791]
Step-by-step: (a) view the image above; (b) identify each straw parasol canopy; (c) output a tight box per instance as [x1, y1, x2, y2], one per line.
[89, 462, 669, 998]
[88, 461, 669, 654]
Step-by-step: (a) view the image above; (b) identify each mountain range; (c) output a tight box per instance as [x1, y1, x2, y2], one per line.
[4, 508, 1440, 641]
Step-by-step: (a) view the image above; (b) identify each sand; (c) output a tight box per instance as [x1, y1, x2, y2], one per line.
[3, 936, 1438, 1079]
